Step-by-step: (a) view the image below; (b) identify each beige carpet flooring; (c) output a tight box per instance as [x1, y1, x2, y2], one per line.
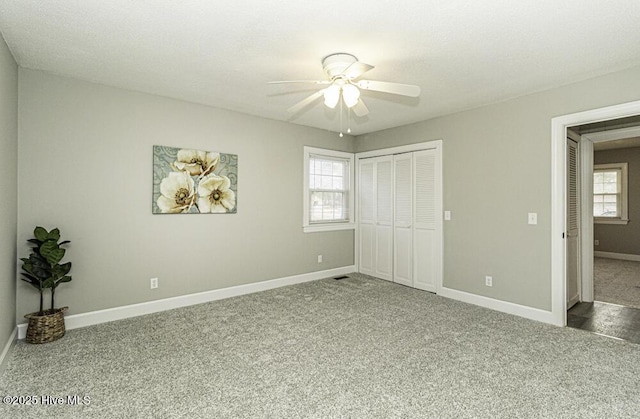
[594, 257, 640, 309]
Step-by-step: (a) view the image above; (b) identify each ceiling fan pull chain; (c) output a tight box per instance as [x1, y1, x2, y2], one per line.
[339, 97, 344, 137]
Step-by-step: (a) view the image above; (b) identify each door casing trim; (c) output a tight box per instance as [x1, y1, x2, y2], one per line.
[551, 100, 640, 326]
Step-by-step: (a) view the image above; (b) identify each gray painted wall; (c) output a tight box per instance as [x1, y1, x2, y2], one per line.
[594, 147, 640, 255]
[355, 65, 640, 311]
[17, 69, 355, 318]
[0, 35, 18, 351]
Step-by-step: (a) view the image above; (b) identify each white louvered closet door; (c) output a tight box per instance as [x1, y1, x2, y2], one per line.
[413, 149, 441, 292]
[393, 153, 413, 287]
[358, 159, 376, 276]
[375, 156, 394, 280]
[566, 137, 580, 307]
[358, 143, 442, 290]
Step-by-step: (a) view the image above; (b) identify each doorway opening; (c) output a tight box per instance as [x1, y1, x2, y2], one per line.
[565, 116, 640, 343]
[551, 99, 640, 327]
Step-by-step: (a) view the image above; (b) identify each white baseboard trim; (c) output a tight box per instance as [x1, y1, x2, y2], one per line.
[438, 286, 558, 325]
[594, 251, 640, 262]
[17, 265, 356, 340]
[0, 329, 17, 373]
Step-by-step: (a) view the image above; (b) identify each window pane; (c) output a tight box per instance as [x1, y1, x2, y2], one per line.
[603, 203, 617, 216]
[594, 194, 618, 217]
[603, 183, 617, 193]
[310, 191, 323, 222]
[603, 172, 617, 183]
[309, 159, 316, 175]
[593, 173, 603, 183]
[309, 191, 346, 222]
[334, 192, 343, 218]
[333, 162, 343, 176]
[320, 175, 331, 189]
[593, 183, 604, 194]
[309, 160, 347, 192]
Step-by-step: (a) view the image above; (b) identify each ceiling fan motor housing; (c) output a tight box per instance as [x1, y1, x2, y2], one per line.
[322, 53, 358, 79]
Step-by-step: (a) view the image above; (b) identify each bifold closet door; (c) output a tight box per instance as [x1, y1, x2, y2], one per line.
[358, 159, 375, 276]
[359, 146, 441, 290]
[413, 149, 440, 292]
[358, 156, 393, 281]
[393, 153, 412, 287]
[375, 157, 393, 280]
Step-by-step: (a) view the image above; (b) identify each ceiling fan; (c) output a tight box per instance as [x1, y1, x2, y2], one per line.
[269, 53, 421, 117]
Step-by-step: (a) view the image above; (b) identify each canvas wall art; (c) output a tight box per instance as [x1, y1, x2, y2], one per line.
[153, 145, 238, 214]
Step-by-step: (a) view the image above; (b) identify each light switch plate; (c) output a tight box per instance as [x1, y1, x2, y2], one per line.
[444, 211, 451, 221]
[528, 212, 537, 225]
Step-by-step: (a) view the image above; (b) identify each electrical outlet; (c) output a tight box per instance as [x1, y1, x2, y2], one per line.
[485, 276, 493, 287]
[317, 255, 323, 263]
[594, 240, 599, 246]
[150, 277, 158, 289]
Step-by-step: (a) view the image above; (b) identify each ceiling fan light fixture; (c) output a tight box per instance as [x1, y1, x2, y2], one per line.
[323, 85, 340, 109]
[272, 52, 421, 130]
[342, 84, 360, 108]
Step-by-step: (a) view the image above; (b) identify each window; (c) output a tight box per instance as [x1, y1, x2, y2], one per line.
[303, 147, 355, 232]
[593, 162, 628, 224]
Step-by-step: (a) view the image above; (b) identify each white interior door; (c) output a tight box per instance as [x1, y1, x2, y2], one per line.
[413, 149, 441, 293]
[394, 153, 413, 287]
[358, 159, 375, 276]
[566, 135, 580, 308]
[375, 156, 393, 280]
[359, 156, 393, 281]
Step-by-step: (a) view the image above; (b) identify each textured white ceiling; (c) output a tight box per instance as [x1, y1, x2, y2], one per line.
[1, 1, 640, 135]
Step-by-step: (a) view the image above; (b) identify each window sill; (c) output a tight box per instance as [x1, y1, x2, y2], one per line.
[595, 218, 629, 225]
[303, 223, 355, 233]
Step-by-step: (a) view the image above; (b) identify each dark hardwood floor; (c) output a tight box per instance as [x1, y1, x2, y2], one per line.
[568, 301, 640, 344]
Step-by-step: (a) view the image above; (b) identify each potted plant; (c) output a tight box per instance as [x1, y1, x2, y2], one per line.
[20, 226, 72, 344]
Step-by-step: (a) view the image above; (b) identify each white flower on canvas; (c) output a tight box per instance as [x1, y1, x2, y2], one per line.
[157, 171, 196, 213]
[172, 149, 220, 176]
[197, 174, 236, 213]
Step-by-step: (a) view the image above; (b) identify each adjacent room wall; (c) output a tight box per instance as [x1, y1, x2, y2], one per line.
[355, 65, 640, 311]
[0, 34, 18, 360]
[594, 146, 640, 256]
[17, 69, 355, 318]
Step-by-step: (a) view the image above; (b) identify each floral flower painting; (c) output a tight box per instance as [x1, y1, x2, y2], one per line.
[153, 145, 237, 214]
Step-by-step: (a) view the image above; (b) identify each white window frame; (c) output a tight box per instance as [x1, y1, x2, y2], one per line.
[303, 146, 355, 233]
[593, 162, 628, 225]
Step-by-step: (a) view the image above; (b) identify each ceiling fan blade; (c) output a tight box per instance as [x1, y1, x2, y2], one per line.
[357, 80, 421, 97]
[268, 80, 330, 85]
[343, 62, 374, 80]
[352, 99, 369, 117]
[287, 89, 325, 114]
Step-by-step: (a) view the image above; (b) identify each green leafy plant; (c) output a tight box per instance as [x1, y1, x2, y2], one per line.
[20, 227, 72, 315]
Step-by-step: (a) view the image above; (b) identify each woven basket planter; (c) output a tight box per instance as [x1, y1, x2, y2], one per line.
[24, 307, 68, 344]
